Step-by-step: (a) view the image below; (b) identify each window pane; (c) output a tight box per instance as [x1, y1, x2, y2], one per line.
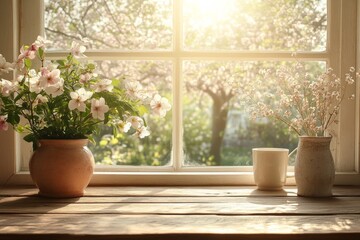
[183, 0, 327, 51]
[90, 60, 172, 166]
[183, 60, 326, 166]
[44, 0, 173, 50]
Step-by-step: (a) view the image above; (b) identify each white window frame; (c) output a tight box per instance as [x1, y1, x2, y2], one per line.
[1, 0, 359, 186]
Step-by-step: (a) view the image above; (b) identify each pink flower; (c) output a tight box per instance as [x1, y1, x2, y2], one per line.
[45, 78, 64, 97]
[39, 68, 61, 88]
[91, 97, 109, 120]
[150, 94, 171, 117]
[126, 116, 144, 129]
[125, 81, 143, 100]
[71, 41, 86, 58]
[0, 115, 8, 131]
[92, 79, 113, 92]
[18, 45, 36, 61]
[68, 88, 93, 112]
[34, 36, 52, 49]
[80, 73, 92, 84]
[0, 79, 17, 96]
[33, 94, 48, 107]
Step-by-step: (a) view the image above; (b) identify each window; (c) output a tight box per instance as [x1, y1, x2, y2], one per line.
[0, 0, 359, 185]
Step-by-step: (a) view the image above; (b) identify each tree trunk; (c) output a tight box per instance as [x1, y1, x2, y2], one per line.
[209, 97, 229, 165]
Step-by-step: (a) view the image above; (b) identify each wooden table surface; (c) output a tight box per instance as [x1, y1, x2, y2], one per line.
[1, 186, 360, 240]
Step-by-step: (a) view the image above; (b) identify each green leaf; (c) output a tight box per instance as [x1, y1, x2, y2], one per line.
[87, 63, 96, 70]
[15, 125, 26, 133]
[38, 47, 44, 59]
[24, 58, 32, 69]
[7, 112, 20, 125]
[14, 92, 25, 102]
[23, 133, 35, 143]
[56, 60, 66, 66]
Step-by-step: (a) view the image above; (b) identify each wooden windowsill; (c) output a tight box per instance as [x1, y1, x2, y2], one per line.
[1, 186, 360, 240]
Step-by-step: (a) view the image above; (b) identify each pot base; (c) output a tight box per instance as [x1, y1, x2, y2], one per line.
[38, 190, 84, 198]
[257, 187, 283, 191]
[297, 190, 333, 198]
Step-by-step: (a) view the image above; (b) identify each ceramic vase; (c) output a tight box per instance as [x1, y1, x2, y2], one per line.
[294, 136, 335, 197]
[29, 139, 95, 198]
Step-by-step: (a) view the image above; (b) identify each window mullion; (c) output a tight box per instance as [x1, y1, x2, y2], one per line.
[172, 0, 183, 171]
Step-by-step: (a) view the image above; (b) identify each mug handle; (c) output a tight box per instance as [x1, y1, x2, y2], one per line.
[286, 148, 297, 178]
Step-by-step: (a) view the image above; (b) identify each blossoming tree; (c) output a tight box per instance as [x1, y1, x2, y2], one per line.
[41, 0, 329, 166]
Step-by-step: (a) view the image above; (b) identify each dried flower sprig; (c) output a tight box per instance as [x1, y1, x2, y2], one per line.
[249, 62, 359, 136]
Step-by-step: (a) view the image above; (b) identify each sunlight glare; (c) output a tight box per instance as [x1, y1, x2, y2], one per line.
[185, 0, 237, 29]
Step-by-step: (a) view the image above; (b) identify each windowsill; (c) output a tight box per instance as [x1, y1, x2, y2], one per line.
[5, 171, 360, 186]
[1, 186, 360, 240]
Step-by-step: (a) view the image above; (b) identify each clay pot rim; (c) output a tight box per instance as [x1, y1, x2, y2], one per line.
[38, 139, 89, 146]
[299, 136, 332, 142]
[252, 147, 289, 152]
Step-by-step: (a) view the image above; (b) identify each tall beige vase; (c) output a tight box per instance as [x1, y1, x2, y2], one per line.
[29, 139, 95, 198]
[294, 136, 335, 197]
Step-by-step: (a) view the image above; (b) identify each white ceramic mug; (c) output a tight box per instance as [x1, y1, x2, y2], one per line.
[252, 148, 289, 190]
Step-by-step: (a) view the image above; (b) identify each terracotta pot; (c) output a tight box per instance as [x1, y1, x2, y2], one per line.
[29, 139, 95, 198]
[295, 136, 335, 197]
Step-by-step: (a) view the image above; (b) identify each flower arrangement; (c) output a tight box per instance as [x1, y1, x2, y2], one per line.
[250, 61, 359, 136]
[0, 36, 171, 148]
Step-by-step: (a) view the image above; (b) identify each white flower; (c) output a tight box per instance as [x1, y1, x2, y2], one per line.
[0, 79, 16, 96]
[68, 88, 93, 112]
[91, 97, 109, 120]
[150, 94, 171, 117]
[125, 81, 143, 99]
[29, 76, 43, 93]
[45, 63, 58, 72]
[39, 68, 61, 88]
[33, 94, 48, 107]
[92, 79, 113, 92]
[135, 126, 150, 138]
[0, 54, 14, 74]
[79, 73, 92, 84]
[45, 78, 64, 97]
[117, 120, 131, 133]
[71, 41, 86, 58]
[18, 45, 36, 61]
[0, 115, 8, 131]
[34, 36, 52, 49]
[126, 116, 144, 129]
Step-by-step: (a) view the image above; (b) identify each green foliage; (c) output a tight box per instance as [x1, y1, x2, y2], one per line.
[0, 41, 153, 149]
[89, 110, 172, 166]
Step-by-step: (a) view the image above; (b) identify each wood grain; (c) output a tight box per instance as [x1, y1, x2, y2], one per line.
[1, 186, 360, 197]
[0, 196, 360, 215]
[0, 214, 360, 234]
[1, 187, 360, 240]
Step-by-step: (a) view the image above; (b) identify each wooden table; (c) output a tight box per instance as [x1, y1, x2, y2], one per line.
[1, 186, 360, 240]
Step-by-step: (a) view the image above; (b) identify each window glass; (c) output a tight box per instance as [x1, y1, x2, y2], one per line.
[183, 0, 327, 51]
[41, 0, 330, 169]
[183, 61, 326, 166]
[88, 60, 173, 166]
[44, 0, 173, 50]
